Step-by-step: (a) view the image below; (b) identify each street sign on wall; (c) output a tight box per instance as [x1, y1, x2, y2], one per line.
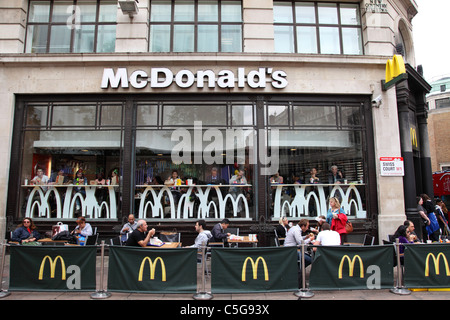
[380, 157, 404, 176]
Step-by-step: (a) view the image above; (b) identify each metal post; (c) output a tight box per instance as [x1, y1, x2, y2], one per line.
[193, 241, 213, 300]
[294, 242, 314, 298]
[91, 240, 111, 299]
[0, 241, 11, 298]
[390, 239, 411, 295]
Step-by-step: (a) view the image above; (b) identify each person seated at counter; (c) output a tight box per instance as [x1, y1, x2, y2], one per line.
[164, 170, 184, 205]
[308, 168, 320, 184]
[71, 216, 93, 238]
[11, 217, 41, 244]
[110, 169, 120, 185]
[126, 219, 156, 247]
[270, 171, 283, 184]
[204, 167, 226, 185]
[328, 165, 344, 184]
[51, 168, 69, 185]
[31, 168, 49, 191]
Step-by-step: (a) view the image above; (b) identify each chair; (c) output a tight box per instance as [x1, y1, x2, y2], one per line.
[363, 234, 375, 246]
[274, 228, 285, 247]
[85, 233, 99, 245]
[109, 236, 122, 246]
[388, 234, 395, 242]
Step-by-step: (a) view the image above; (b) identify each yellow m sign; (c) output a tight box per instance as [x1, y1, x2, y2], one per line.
[410, 127, 418, 148]
[386, 55, 406, 83]
[338, 255, 364, 279]
[138, 257, 166, 282]
[39, 255, 66, 280]
[425, 253, 450, 277]
[241, 257, 269, 282]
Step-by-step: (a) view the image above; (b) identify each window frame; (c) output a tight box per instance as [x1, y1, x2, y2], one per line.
[273, 1, 364, 55]
[148, 0, 243, 53]
[25, 0, 117, 54]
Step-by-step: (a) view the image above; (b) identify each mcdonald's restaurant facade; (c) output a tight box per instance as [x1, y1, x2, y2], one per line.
[0, 0, 432, 245]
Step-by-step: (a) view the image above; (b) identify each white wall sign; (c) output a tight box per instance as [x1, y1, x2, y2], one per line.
[380, 157, 404, 176]
[101, 67, 288, 90]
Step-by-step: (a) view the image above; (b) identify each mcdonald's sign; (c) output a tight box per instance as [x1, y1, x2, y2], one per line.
[241, 257, 269, 282]
[338, 255, 364, 279]
[410, 127, 418, 149]
[138, 257, 167, 282]
[39, 255, 66, 280]
[425, 253, 450, 277]
[382, 55, 407, 91]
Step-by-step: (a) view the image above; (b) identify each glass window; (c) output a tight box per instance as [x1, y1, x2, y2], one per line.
[340, 4, 360, 25]
[49, 25, 72, 53]
[342, 28, 363, 55]
[221, 25, 242, 52]
[25, 0, 116, 53]
[150, 25, 171, 52]
[149, 0, 242, 52]
[319, 27, 340, 54]
[273, 2, 293, 23]
[74, 25, 95, 53]
[26, 25, 48, 53]
[198, 0, 218, 22]
[174, 0, 195, 21]
[198, 25, 218, 52]
[163, 105, 227, 126]
[293, 105, 337, 127]
[317, 3, 338, 24]
[29, 1, 50, 23]
[173, 25, 195, 52]
[274, 1, 363, 55]
[295, 2, 315, 24]
[296, 26, 317, 54]
[222, 1, 241, 22]
[274, 26, 294, 53]
[150, 0, 172, 22]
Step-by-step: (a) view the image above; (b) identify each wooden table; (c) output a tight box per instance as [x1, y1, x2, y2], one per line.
[227, 236, 258, 247]
[147, 242, 181, 248]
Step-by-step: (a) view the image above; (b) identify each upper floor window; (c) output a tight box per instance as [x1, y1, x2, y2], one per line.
[273, 1, 363, 55]
[25, 0, 117, 53]
[149, 0, 242, 53]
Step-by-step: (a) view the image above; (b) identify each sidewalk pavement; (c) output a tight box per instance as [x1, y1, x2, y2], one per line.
[1, 255, 449, 301]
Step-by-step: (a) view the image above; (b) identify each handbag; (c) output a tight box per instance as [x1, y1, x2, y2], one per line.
[345, 221, 353, 233]
[52, 222, 69, 238]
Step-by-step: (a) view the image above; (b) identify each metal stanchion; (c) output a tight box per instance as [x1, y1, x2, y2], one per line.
[390, 238, 410, 295]
[0, 240, 11, 298]
[193, 241, 213, 300]
[91, 240, 111, 299]
[294, 242, 314, 298]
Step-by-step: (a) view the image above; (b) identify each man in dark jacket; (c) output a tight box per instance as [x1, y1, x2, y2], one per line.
[211, 219, 230, 243]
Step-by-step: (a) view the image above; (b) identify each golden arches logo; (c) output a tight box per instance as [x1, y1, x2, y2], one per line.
[338, 255, 364, 279]
[386, 55, 406, 83]
[241, 257, 269, 282]
[39, 255, 66, 280]
[425, 253, 450, 277]
[138, 257, 166, 282]
[410, 127, 418, 148]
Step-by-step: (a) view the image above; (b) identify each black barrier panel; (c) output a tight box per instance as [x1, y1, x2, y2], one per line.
[9, 245, 97, 292]
[309, 245, 395, 290]
[107, 246, 197, 293]
[211, 247, 298, 293]
[404, 243, 450, 288]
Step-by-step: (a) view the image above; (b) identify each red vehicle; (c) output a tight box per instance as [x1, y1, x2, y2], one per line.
[433, 171, 450, 206]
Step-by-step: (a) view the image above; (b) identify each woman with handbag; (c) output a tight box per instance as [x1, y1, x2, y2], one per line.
[326, 197, 348, 244]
